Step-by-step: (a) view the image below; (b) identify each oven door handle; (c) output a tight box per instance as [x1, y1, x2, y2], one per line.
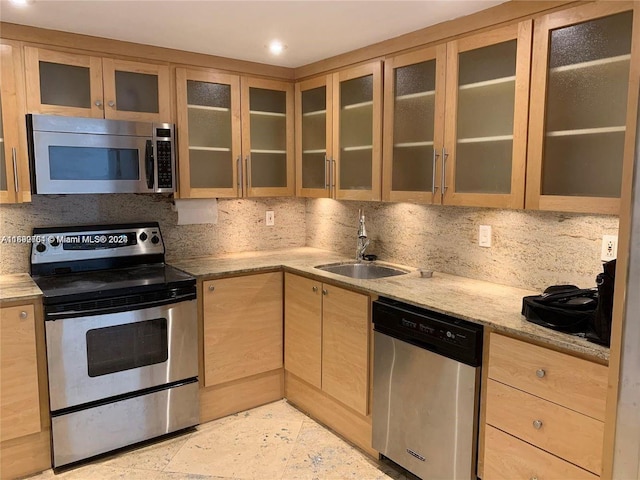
[45, 291, 196, 321]
[145, 140, 154, 190]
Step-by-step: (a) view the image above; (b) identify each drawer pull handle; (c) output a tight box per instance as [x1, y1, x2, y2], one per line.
[322, 289, 328, 296]
[536, 369, 546, 378]
[19, 311, 28, 319]
[533, 419, 543, 430]
[312, 286, 318, 293]
[208, 285, 215, 292]
[530, 477, 538, 480]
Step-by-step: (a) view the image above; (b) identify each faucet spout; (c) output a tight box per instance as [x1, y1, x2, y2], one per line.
[356, 209, 369, 262]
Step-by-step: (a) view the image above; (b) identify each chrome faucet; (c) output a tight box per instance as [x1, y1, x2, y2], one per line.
[356, 209, 370, 262]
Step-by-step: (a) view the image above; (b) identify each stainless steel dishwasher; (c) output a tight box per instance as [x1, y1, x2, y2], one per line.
[372, 297, 483, 480]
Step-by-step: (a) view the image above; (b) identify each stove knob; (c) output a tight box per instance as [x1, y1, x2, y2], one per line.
[151, 235, 160, 244]
[50, 237, 60, 247]
[36, 243, 46, 253]
[139, 232, 148, 242]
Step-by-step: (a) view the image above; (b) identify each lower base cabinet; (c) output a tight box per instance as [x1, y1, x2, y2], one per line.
[283, 273, 374, 454]
[0, 302, 51, 480]
[479, 332, 608, 479]
[200, 272, 284, 423]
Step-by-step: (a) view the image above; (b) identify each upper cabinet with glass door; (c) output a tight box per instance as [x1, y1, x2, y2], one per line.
[176, 69, 241, 198]
[295, 75, 332, 198]
[526, 3, 636, 214]
[24, 47, 170, 122]
[443, 22, 532, 209]
[241, 77, 294, 197]
[0, 41, 29, 204]
[333, 61, 383, 201]
[383, 22, 532, 208]
[382, 45, 446, 204]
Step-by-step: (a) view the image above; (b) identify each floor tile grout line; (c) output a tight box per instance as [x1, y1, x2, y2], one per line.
[278, 405, 308, 480]
[158, 431, 195, 473]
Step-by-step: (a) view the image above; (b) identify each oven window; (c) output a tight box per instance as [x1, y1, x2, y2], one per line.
[49, 146, 140, 180]
[86, 318, 168, 377]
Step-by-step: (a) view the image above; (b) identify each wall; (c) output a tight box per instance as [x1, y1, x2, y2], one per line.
[0, 195, 306, 274]
[306, 199, 620, 292]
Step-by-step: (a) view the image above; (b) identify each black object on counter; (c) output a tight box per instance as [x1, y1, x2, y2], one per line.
[588, 259, 616, 346]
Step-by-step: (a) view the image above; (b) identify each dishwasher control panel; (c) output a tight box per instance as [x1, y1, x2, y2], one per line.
[373, 297, 483, 366]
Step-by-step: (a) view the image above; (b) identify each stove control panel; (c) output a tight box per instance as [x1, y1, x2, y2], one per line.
[31, 222, 165, 265]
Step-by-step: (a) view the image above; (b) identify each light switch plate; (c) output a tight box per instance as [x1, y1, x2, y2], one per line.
[266, 211, 275, 226]
[601, 234, 618, 261]
[479, 225, 491, 248]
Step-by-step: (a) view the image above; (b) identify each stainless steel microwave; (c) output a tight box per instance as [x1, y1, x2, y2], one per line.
[27, 114, 176, 194]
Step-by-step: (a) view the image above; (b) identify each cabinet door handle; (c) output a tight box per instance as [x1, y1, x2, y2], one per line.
[324, 155, 330, 190]
[208, 285, 215, 292]
[237, 156, 243, 197]
[331, 159, 336, 199]
[536, 369, 546, 378]
[532, 419, 543, 430]
[11, 148, 19, 193]
[95, 100, 103, 108]
[441, 147, 449, 200]
[432, 148, 440, 195]
[322, 289, 328, 295]
[312, 286, 318, 293]
[19, 311, 28, 319]
[108, 100, 116, 108]
[245, 156, 251, 193]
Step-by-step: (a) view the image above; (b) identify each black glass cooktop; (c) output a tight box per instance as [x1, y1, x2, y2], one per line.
[33, 264, 195, 305]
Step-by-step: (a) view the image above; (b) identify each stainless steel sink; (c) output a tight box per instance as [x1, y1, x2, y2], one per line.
[314, 262, 410, 280]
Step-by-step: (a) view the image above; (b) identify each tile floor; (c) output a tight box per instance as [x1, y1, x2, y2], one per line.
[27, 400, 409, 480]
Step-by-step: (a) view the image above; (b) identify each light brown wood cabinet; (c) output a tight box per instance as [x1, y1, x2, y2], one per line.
[480, 333, 608, 478]
[203, 272, 283, 386]
[526, 2, 637, 215]
[176, 69, 294, 198]
[284, 273, 370, 416]
[0, 302, 51, 480]
[382, 21, 531, 209]
[24, 46, 170, 122]
[0, 41, 30, 204]
[295, 62, 382, 200]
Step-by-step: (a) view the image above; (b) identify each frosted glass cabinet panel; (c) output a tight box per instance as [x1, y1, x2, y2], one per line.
[333, 61, 383, 201]
[443, 21, 532, 209]
[176, 69, 241, 198]
[383, 46, 445, 203]
[527, 4, 636, 214]
[25, 47, 170, 122]
[295, 75, 332, 197]
[0, 42, 28, 204]
[241, 77, 294, 197]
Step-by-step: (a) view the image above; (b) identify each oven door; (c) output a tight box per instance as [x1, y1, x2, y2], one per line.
[45, 299, 197, 412]
[31, 130, 155, 194]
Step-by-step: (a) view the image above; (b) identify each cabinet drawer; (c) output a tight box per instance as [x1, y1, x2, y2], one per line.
[484, 425, 598, 480]
[487, 333, 607, 420]
[486, 379, 603, 474]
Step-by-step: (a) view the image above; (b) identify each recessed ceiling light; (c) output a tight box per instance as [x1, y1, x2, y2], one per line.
[9, 0, 35, 6]
[268, 40, 287, 56]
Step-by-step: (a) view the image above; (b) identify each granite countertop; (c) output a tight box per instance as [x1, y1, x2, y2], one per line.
[169, 247, 610, 363]
[0, 273, 42, 303]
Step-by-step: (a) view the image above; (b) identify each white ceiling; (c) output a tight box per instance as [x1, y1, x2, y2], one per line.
[0, 0, 506, 68]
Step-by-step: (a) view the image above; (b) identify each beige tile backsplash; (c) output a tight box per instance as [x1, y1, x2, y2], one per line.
[0, 195, 618, 292]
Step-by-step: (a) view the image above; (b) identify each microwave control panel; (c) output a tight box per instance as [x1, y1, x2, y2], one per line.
[156, 140, 173, 189]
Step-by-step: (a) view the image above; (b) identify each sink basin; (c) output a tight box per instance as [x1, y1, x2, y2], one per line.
[315, 262, 410, 280]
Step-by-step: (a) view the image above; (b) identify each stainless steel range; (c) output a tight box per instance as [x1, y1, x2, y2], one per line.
[30, 222, 199, 468]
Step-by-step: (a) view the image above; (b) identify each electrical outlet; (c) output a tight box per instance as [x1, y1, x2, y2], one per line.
[266, 211, 275, 226]
[479, 225, 492, 248]
[601, 234, 618, 261]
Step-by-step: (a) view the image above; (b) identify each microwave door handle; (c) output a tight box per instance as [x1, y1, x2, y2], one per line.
[145, 140, 154, 190]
